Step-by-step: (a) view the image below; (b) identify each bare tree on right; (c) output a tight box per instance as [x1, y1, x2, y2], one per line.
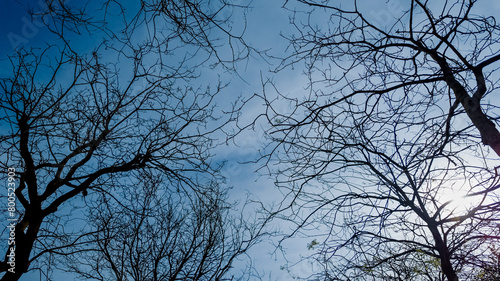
[256, 0, 500, 280]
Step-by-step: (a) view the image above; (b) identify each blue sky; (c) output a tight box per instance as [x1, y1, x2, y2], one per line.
[0, 1, 306, 280]
[3, 0, 500, 280]
[1, 0, 54, 55]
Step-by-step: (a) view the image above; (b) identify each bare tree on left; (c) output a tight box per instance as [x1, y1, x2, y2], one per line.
[0, 1, 260, 280]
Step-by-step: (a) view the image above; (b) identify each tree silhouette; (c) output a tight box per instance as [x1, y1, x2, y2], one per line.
[0, 1, 259, 280]
[256, 0, 500, 280]
[65, 173, 260, 281]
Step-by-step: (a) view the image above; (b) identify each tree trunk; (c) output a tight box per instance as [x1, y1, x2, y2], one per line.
[1, 215, 42, 281]
[430, 51, 500, 157]
[428, 224, 459, 281]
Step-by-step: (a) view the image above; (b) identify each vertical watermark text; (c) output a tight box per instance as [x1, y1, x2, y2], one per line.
[6, 168, 16, 274]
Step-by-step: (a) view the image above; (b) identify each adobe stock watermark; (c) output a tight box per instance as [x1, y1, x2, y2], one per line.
[6, 0, 72, 50]
[369, 0, 406, 27]
[6, 168, 17, 274]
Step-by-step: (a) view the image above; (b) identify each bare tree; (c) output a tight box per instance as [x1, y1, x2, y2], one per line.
[254, 0, 500, 280]
[278, 0, 500, 156]
[0, 1, 258, 280]
[62, 172, 260, 281]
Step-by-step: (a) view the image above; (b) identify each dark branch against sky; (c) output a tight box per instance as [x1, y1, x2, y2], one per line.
[1, 1, 500, 281]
